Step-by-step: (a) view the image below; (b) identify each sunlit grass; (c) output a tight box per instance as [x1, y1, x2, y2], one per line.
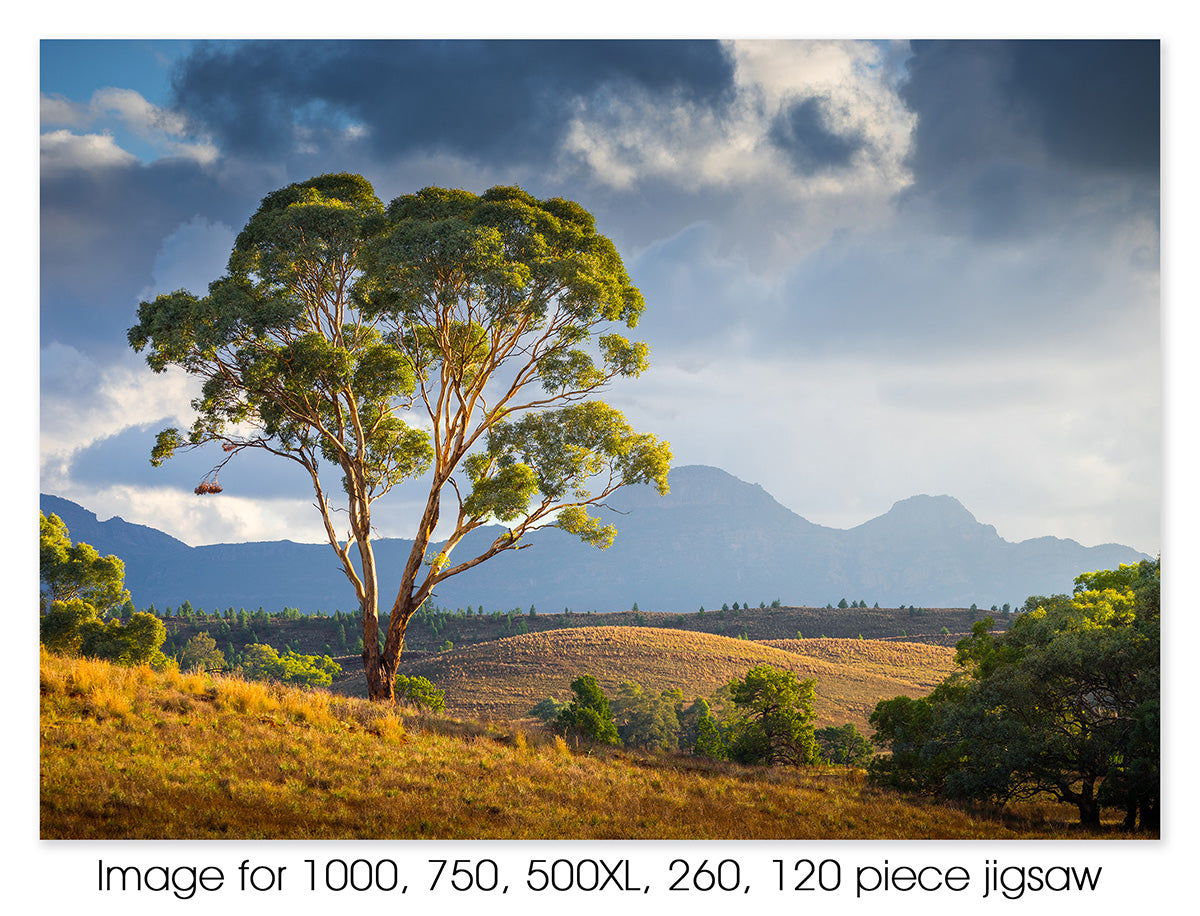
[40, 649, 1141, 840]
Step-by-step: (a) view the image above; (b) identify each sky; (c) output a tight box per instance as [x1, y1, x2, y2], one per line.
[36, 33, 1165, 556]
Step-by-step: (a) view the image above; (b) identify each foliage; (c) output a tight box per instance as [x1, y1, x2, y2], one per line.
[40, 512, 128, 613]
[39, 599, 100, 656]
[129, 174, 671, 701]
[39, 512, 168, 668]
[239, 643, 341, 688]
[610, 681, 682, 751]
[555, 674, 621, 746]
[815, 723, 874, 766]
[869, 559, 1160, 830]
[77, 613, 170, 669]
[178, 632, 226, 672]
[687, 697, 728, 759]
[528, 697, 567, 723]
[393, 674, 445, 712]
[724, 664, 818, 766]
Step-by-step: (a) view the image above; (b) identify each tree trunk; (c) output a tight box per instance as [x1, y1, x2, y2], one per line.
[1076, 780, 1102, 829]
[363, 639, 397, 702]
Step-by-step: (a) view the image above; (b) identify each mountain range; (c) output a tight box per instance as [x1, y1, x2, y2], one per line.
[40, 465, 1151, 614]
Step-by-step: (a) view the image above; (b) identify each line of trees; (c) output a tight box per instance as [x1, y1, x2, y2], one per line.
[534, 666, 872, 768]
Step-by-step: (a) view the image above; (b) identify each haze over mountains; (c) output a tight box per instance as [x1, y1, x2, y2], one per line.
[40, 465, 1150, 614]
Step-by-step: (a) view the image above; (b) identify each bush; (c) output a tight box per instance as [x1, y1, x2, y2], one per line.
[815, 723, 874, 766]
[394, 674, 445, 712]
[529, 697, 567, 723]
[179, 632, 226, 672]
[555, 674, 621, 746]
[240, 643, 341, 688]
[611, 681, 681, 751]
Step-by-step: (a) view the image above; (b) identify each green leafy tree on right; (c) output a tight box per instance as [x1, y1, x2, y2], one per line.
[869, 558, 1159, 831]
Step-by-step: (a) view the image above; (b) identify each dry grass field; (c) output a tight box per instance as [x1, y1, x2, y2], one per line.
[336, 627, 959, 732]
[40, 649, 1128, 840]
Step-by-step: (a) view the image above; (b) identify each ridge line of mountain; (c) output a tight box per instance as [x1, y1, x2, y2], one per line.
[40, 464, 1150, 613]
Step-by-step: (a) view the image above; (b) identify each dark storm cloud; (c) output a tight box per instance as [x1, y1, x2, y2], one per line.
[767, 96, 866, 175]
[40, 161, 257, 354]
[170, 39, 737, 164]
[898, 40, 1159, 241]
[902, 39, 1159, 178]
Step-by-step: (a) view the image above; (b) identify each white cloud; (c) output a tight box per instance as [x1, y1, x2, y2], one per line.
[608, 341, 1160, 556]
[40, 88, 219, 167]
[40, 344, 197, 486]
[40, 128, 137, 172]
[558, 40, 916, 271]
[50, 482, 330, 547]
[561, 40, 913, 196]
[90, 87, 188, 137]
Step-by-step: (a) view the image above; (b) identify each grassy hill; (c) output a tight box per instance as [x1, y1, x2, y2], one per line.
[40, 649, 1125, 840]
[156, 603, 1006, 663]
[330, 627, 957, 733]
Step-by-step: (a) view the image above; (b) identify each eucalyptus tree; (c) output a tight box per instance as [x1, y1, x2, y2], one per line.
[129, 174, 671, 700]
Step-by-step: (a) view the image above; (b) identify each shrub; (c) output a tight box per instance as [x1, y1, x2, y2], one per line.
[815, 723, 874, 766]
[529, 697, 567, 723]
[394, 675, 446, 712]
[239, 643, 341, 687]
[555, 675, 620, 746]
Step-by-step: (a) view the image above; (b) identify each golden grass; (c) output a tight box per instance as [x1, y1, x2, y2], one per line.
[40, 649, 1143, 840]
[367, 627, 956, 732]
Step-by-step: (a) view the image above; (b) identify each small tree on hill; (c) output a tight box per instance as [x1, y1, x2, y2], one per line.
[40, 512, 170, 668]
[611, 680, 681, 751]
[179, 632, 226, 672]
[39, 512, 128, 614]
[394, 674, 445, 712]
[725, 664, 818, 766]
[240, 643, 341, 687]
[555, 674, 621, 746]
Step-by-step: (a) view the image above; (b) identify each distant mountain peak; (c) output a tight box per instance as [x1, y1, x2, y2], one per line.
[885, 494, 977, 521]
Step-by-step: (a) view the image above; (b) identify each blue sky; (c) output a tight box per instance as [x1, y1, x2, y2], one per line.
[37, 34, 1165, 557]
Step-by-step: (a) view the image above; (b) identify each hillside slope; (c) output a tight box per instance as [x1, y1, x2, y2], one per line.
[43, 650, 1097, 840]
[338, 627, 958, 732]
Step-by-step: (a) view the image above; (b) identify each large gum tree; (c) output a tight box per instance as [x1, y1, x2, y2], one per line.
[128, 173, 671, 701]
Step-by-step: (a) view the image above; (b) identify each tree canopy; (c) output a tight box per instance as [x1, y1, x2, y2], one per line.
[40, 511, 128, 613]
[129, 175, 671, 700]
[39, 512, 168, 669]
[869, 558, 1159, 830]
[555, 674, 621, 747]
[725, 664, 818, 766]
